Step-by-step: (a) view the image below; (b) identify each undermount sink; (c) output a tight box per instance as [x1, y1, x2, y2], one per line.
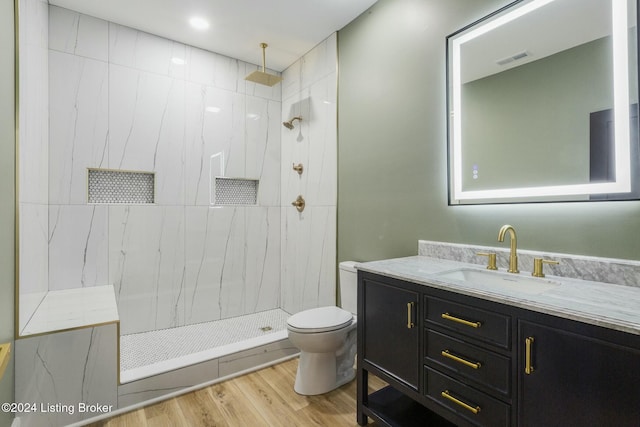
[435, 268, 561, 295]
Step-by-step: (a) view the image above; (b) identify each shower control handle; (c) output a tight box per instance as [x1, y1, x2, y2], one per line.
[291, 195, 306, 212]
[292, 163, 304, 175]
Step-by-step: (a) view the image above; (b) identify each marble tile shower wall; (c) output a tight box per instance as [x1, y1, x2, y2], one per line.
[19, 0, 49, 331]
[47, 6, 282, 334]
[280, 34, 338, 313]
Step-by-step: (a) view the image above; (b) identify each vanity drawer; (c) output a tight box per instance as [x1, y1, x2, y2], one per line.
[425, 366, 510, 427]
[426, 296, 511, 349]
[425, 329, 511, 398]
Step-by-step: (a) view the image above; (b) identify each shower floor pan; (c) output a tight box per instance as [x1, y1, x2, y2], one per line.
[120, 308, 291, 383]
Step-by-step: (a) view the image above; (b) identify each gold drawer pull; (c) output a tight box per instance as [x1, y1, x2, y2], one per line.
[407, 302, 415, 329]
[441, 350, 482, 369]
[441, 312, 482, 328]
[525, 336, 535, 375]
[441, 390, 481, 415]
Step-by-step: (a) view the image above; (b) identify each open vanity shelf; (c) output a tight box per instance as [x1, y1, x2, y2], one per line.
[363, 386, 453, 426]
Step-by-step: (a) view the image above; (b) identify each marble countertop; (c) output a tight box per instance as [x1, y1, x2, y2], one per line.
[357, 256, 640, 336]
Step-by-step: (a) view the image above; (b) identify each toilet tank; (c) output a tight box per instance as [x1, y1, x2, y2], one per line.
[339, 261, 358, 314]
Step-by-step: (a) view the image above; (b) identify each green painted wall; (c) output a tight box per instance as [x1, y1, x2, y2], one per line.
[0, 0, 15, 424]
[338, 0, 640, 264]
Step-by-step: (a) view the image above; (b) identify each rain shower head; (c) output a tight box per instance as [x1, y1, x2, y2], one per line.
[283, 116, 302, 129]
[245, 43, 283, 87]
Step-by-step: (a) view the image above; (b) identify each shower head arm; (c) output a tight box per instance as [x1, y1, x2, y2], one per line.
[283, 116, 303, 129]
[260, 42, 267, 72]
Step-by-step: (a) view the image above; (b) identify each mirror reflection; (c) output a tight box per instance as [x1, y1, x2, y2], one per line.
[447, 0, 639, 204]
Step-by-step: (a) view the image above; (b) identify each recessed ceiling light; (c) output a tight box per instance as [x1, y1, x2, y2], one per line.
[171, 57, 185, 65]
[206, 106, 221, 113]
[189, 17, 209, 31]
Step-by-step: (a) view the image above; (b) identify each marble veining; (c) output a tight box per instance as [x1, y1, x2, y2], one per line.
[280, 206, 336, 313]
[110, 205, 186, 335]
[357, 254, 640, 336]
[42, 7, 289, 336]
[15, 324, 117, 427]
[49, 6, 108, 61]
[48, 205, 108, 291]
[21, 285, 118, 336]
[185, 83, 246, 206]
[22, 4, 337, 343]
[48, 50, 108, 205]
[280, 34, 338, 315]
[16, 6, 338, 425]
[419, 240, 640, 288]
[19, 203, 49, 330]
[18, 0, 49, 332]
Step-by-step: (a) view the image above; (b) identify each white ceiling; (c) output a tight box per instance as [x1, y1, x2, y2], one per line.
[460, 0, 626, 83]
[48, 0, 379, 72]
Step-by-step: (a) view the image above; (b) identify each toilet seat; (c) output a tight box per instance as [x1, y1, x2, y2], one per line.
[287, 306, 353, 334]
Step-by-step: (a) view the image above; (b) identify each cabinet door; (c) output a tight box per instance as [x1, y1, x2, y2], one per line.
[519, 320, 640, 427]
[363, 277, 419, 390]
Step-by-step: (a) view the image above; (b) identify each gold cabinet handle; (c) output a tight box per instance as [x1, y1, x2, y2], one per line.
[441, 312, 482, 328]
[525, 336, 535, 374]
[407, 302, 415, 329]
[441, 390, 481, 415]
[441, 350, 482, 370]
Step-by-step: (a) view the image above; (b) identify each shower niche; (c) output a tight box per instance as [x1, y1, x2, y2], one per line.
[214, 177, 259, 205]
[88, 168, 156, 204]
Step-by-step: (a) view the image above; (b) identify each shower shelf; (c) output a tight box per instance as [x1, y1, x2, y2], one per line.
[213, 177, 259, 206]
[88, 168, 155, 204]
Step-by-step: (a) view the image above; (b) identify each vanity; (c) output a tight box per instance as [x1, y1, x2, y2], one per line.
[356, 249, 640, 427]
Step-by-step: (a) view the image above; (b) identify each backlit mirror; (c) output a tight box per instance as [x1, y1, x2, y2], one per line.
[447, 0, 639, 204]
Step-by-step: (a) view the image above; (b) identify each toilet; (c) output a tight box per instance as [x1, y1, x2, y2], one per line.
[286, 261, 358, 395]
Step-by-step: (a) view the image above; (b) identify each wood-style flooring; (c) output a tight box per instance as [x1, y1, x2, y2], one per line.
[87, 357, 385, 426]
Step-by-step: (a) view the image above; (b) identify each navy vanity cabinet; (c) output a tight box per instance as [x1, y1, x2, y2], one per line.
[358, 272, 457, 427]
[518, 316, 640, 427]
[357, 271, 504, 427]
[360, 274, 420, 390]
[357, 269, 640, 427]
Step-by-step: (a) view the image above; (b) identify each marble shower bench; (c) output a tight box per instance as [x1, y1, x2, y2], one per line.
[15, 286, 120, 427]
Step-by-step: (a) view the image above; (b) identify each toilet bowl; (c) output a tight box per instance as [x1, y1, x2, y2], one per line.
[286, 262, 358, 395]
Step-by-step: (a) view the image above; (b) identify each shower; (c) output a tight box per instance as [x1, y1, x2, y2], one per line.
[245, 42, 283, 87]
[14, 3, 340, 421]
[283, 116, 302, 129]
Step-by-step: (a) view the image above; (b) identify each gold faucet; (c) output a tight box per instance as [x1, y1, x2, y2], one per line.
[498, 224, 519, 273]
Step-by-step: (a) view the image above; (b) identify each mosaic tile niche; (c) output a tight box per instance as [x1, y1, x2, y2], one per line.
[88, 168, 155, 204]
[214, 177, 259, 205]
